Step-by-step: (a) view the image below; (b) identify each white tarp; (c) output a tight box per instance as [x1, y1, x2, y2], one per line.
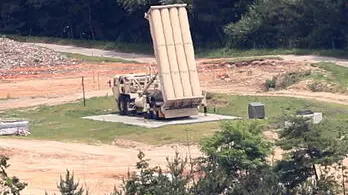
[0, 120, 30, 136]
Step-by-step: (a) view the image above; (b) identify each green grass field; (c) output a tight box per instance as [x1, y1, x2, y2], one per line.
[200, 56, 283, 64]
[311, 62, 348, 86]
[196, 48, 348, 59]
[61, 52, 139, 64]
[2, 94, 348, 145]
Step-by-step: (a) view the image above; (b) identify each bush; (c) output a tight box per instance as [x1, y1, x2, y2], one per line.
[265, 71, 311, 91]
[205, 92, 214, 100]
[265, 77, 276, 91]
[116, 151, 192, 195]
[276, 71, 311, 89]
[45, 170, 88, 195]
[308, 81, 346, 93]
[0, 156, 27, 195]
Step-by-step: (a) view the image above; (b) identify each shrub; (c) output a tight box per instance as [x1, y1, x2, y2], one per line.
[205, 92, 214, 100]
[276, 71, 311, 89]
[265, 77, 276, 91]
[308, 81, 346, 93]
[45, 170, 88, 195]
[265, 71, 311, 91]
[0, 156, 27, 195]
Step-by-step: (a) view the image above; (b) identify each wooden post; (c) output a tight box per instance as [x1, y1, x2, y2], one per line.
[93, 71, 95, 89]
[82, 76, 86, 106]
[97, 72, 100, 90]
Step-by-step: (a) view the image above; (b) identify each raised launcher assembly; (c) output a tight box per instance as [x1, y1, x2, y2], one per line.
[111, 4, 206, 119]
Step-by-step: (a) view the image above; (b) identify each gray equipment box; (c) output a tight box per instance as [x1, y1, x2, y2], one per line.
[248, 102, 265, 119]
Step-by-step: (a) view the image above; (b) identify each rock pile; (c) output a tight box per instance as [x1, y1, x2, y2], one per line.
[0, 38, 77, 69]
[198, 59, 282, 72]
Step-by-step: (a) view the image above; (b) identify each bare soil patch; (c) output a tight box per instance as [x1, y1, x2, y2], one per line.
[1, 57, 348, 110]
[0, 139, 201, 195]
[198, 58, 315, 92]
[0, 62, 147, 98]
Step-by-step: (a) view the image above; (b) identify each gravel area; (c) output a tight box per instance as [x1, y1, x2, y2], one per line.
[0, 38, 78, 70]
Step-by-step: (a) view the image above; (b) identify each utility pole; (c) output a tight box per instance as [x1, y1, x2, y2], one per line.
[82, 76, 86, 106]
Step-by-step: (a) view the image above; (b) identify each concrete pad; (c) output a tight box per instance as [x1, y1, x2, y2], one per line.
[82, 113, 241, 128]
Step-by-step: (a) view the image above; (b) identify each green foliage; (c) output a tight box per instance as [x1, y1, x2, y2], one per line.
[1, 0, 257, 47]
[275, 116, 348, 193]
[286, 176, 339, 195]
[226, 167, 285, 195]
[201, 121, 272, 174]
[61, 53, 139, 63]
[192, 121, 277, 194]
[0, 156, 27, 195]
[56, 170, 88, 195]
[264, 71, 311, 91]
[117, 0, 254, 46]
[114, 121, 285, 194]
[117, 151, 192, 195]
[276, 71, 311, 89]
[308, 62, 348, 93]
[2, 0, 348, 49]
[265, 77, 276, 90]
[225, 0, 348, 49]
[1, 0, 153, 43]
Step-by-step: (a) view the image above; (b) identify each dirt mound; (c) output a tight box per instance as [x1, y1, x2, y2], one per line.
[199, 58, 314, 91]
[112, 139, 148, 149]
[198, 58, 285, 72]
[0, 38, 79, 70]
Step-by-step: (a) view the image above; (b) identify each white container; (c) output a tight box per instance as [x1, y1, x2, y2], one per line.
[0, 120, 30, 136]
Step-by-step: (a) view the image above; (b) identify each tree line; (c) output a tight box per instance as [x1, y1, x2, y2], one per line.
[2, 116, 348, 194]
[0, 0, 347, 49]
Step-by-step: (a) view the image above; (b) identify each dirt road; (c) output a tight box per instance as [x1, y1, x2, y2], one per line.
[28, 42, 348, 67]
[278, 55, 348, 67]
[26, 43, 155, 64]
[0, 139, 201, 195]
[0, 90, 111, 110]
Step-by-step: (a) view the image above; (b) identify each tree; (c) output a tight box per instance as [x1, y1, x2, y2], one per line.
[190, 0, 255, 47]
[117, 151, 193, 195]
[224, 0, 348, 49]
[192, 121, 280, 194]
[226, 166, 285, 195]
[117, 0, 255, 47]
[275, 116, 348, 194]
[0, 156, 27, 195]
[200, 121, 272, 174]
[114, 121, 281, 195]
[56, 170, 88, 195]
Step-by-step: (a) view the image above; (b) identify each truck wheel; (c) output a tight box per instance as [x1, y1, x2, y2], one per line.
[148, 111, 154, 119]
[118, 95, 129, 116]
[150, 110, 161, 120]
[155, 111, 161, 120]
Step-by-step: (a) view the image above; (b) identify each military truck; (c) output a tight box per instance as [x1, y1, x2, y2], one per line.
[111, 4, 206, 119]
